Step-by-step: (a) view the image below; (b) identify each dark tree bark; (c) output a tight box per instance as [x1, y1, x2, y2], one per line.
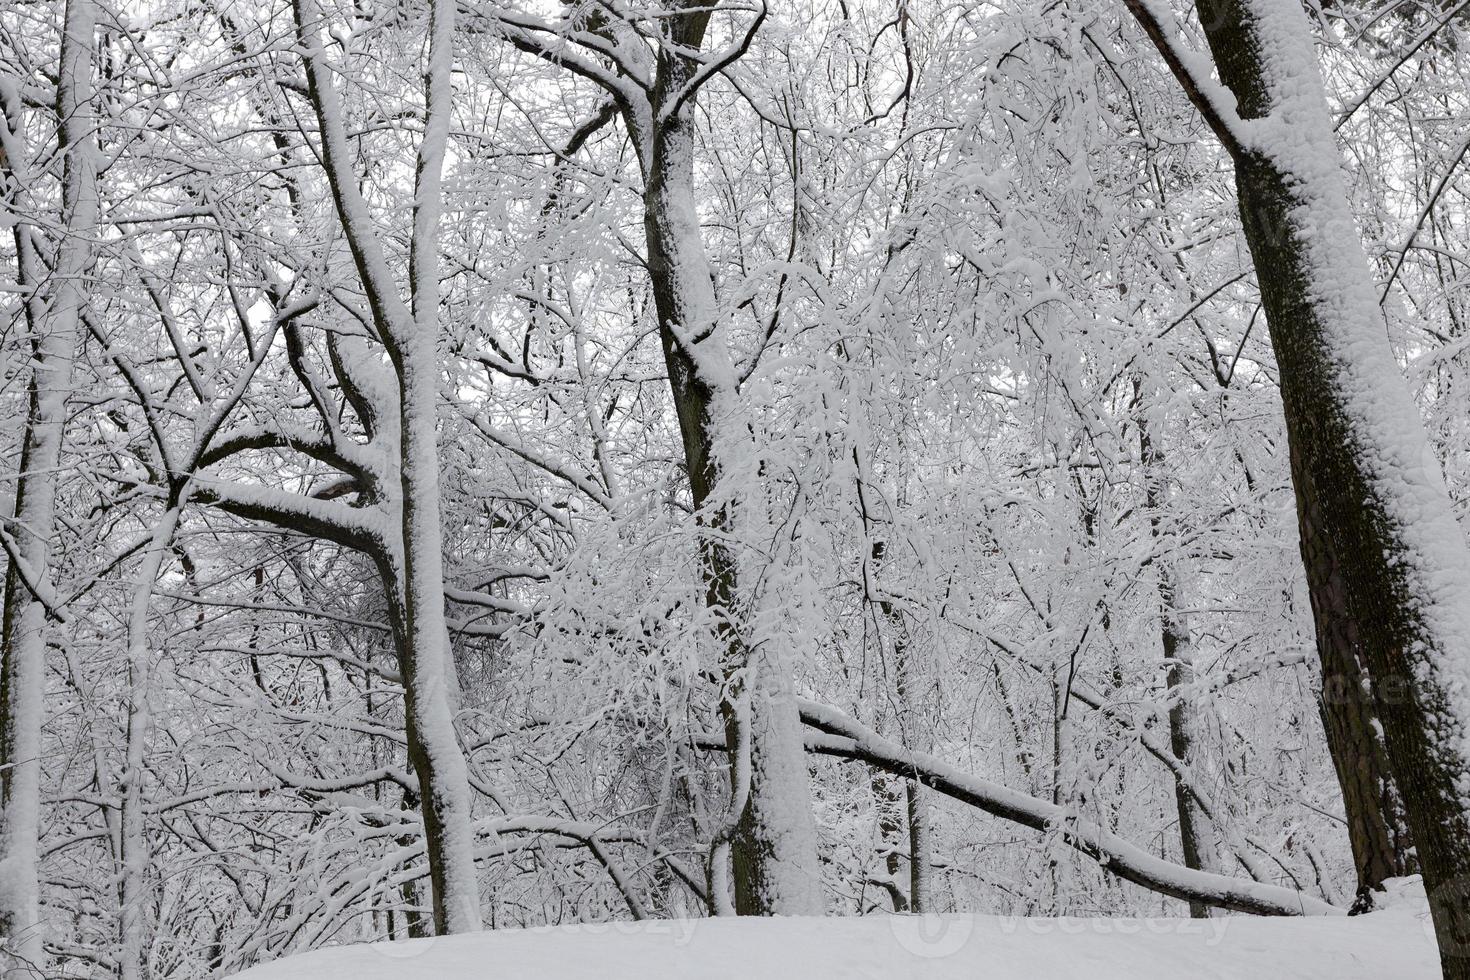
[864, 538, 928, 914]
[1137, 405, 1221, 918]
[1178, 1, 1470, 970]
[635, 3, 823, 916]
[1314, 595, 1418, 906]
[498, 0, 822, 914]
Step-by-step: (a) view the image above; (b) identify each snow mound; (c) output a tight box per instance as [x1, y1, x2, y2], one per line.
[231, 909, 1438, 979]
[1372, 875, 1431, 914]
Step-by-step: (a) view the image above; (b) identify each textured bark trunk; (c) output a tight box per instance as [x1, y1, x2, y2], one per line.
[870, 768, 910, 912]
[0, 1, 97, 967]
[499, 0, 819, 916]
[868, 767, 926, 913]
[645, 158, 821, 917]
[377, 552, 479, 934]
[1194, 1, 1470, 969]
[906, 780, 927, 913]
[395, 789, 432, 939]
[1137, 407, 1221, 918]
[1163, 630, 1216, 920]
[877, 548, 927, 915]
[1312, 568, 1418, 904]
[635, 4, 822, 917]
[394, 396, 481, 934]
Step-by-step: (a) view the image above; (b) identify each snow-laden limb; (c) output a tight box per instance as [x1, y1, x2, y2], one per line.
[0, 523, 68, 624]
[1121, 0, 1249, 156]
[932, 598, 1303, 886]
[984, 631, 1276, 885]
[197, 422, 379, 478]
[1379, 128, 1470, 304]
[146, 768, 416, 814]
[653, 2, 767, 128]
[293, 2, 413, 344]
[484, 7, 655, 102]
[459, 409, 614, 512]
[797, 699, 1341, 917]
[190, 478, 388, 555]
[1333, 0, 1470, 130]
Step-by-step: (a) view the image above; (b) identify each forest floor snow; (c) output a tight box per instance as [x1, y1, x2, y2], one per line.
[233, 904, 1438, 979]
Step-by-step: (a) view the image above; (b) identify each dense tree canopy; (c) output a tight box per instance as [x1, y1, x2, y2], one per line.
[4, 0, 1470, 977]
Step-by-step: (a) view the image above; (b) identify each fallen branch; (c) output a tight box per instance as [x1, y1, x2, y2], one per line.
[796, 699, 1341, 917]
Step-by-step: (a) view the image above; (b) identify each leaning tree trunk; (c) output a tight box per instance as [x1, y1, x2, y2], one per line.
[1191, 0, 1470, 970]
[638, 6, 822, 916]
[0, 0, 98, 968]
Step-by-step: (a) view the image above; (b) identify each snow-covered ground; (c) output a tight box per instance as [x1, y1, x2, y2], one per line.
[233, 907, 1438, 980]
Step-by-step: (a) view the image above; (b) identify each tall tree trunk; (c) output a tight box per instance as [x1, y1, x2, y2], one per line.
[1137, 407, 1222, 918]
[871, 771, 910, 912]
[496, 0, 820, 917]
[1190, 1, 1470, 969]
[874, 541, 927, 914]
[117, 508, 183, 980]
[0, 0, 97, 967]
[906, 780, 928, 913]
[635, 4, 822, 917]
[395, 0, 480, 931]
[295, 0, 482, 933]
[864, 575, 918, 912]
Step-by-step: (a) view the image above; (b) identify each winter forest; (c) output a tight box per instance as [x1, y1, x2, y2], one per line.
[4, 0, 1470, 976]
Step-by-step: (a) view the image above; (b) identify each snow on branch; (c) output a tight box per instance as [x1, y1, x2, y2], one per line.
[472, 5, 654, 105]
[655, 1, 766, 128]
[796, 699, 1341, 917]
[1122, 0, 1249, 158]
[190, 477, 387, 554]
[0, 522, 69, 623]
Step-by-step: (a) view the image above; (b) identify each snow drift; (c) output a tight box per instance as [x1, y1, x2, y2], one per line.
[233, 906, 1437, 980]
